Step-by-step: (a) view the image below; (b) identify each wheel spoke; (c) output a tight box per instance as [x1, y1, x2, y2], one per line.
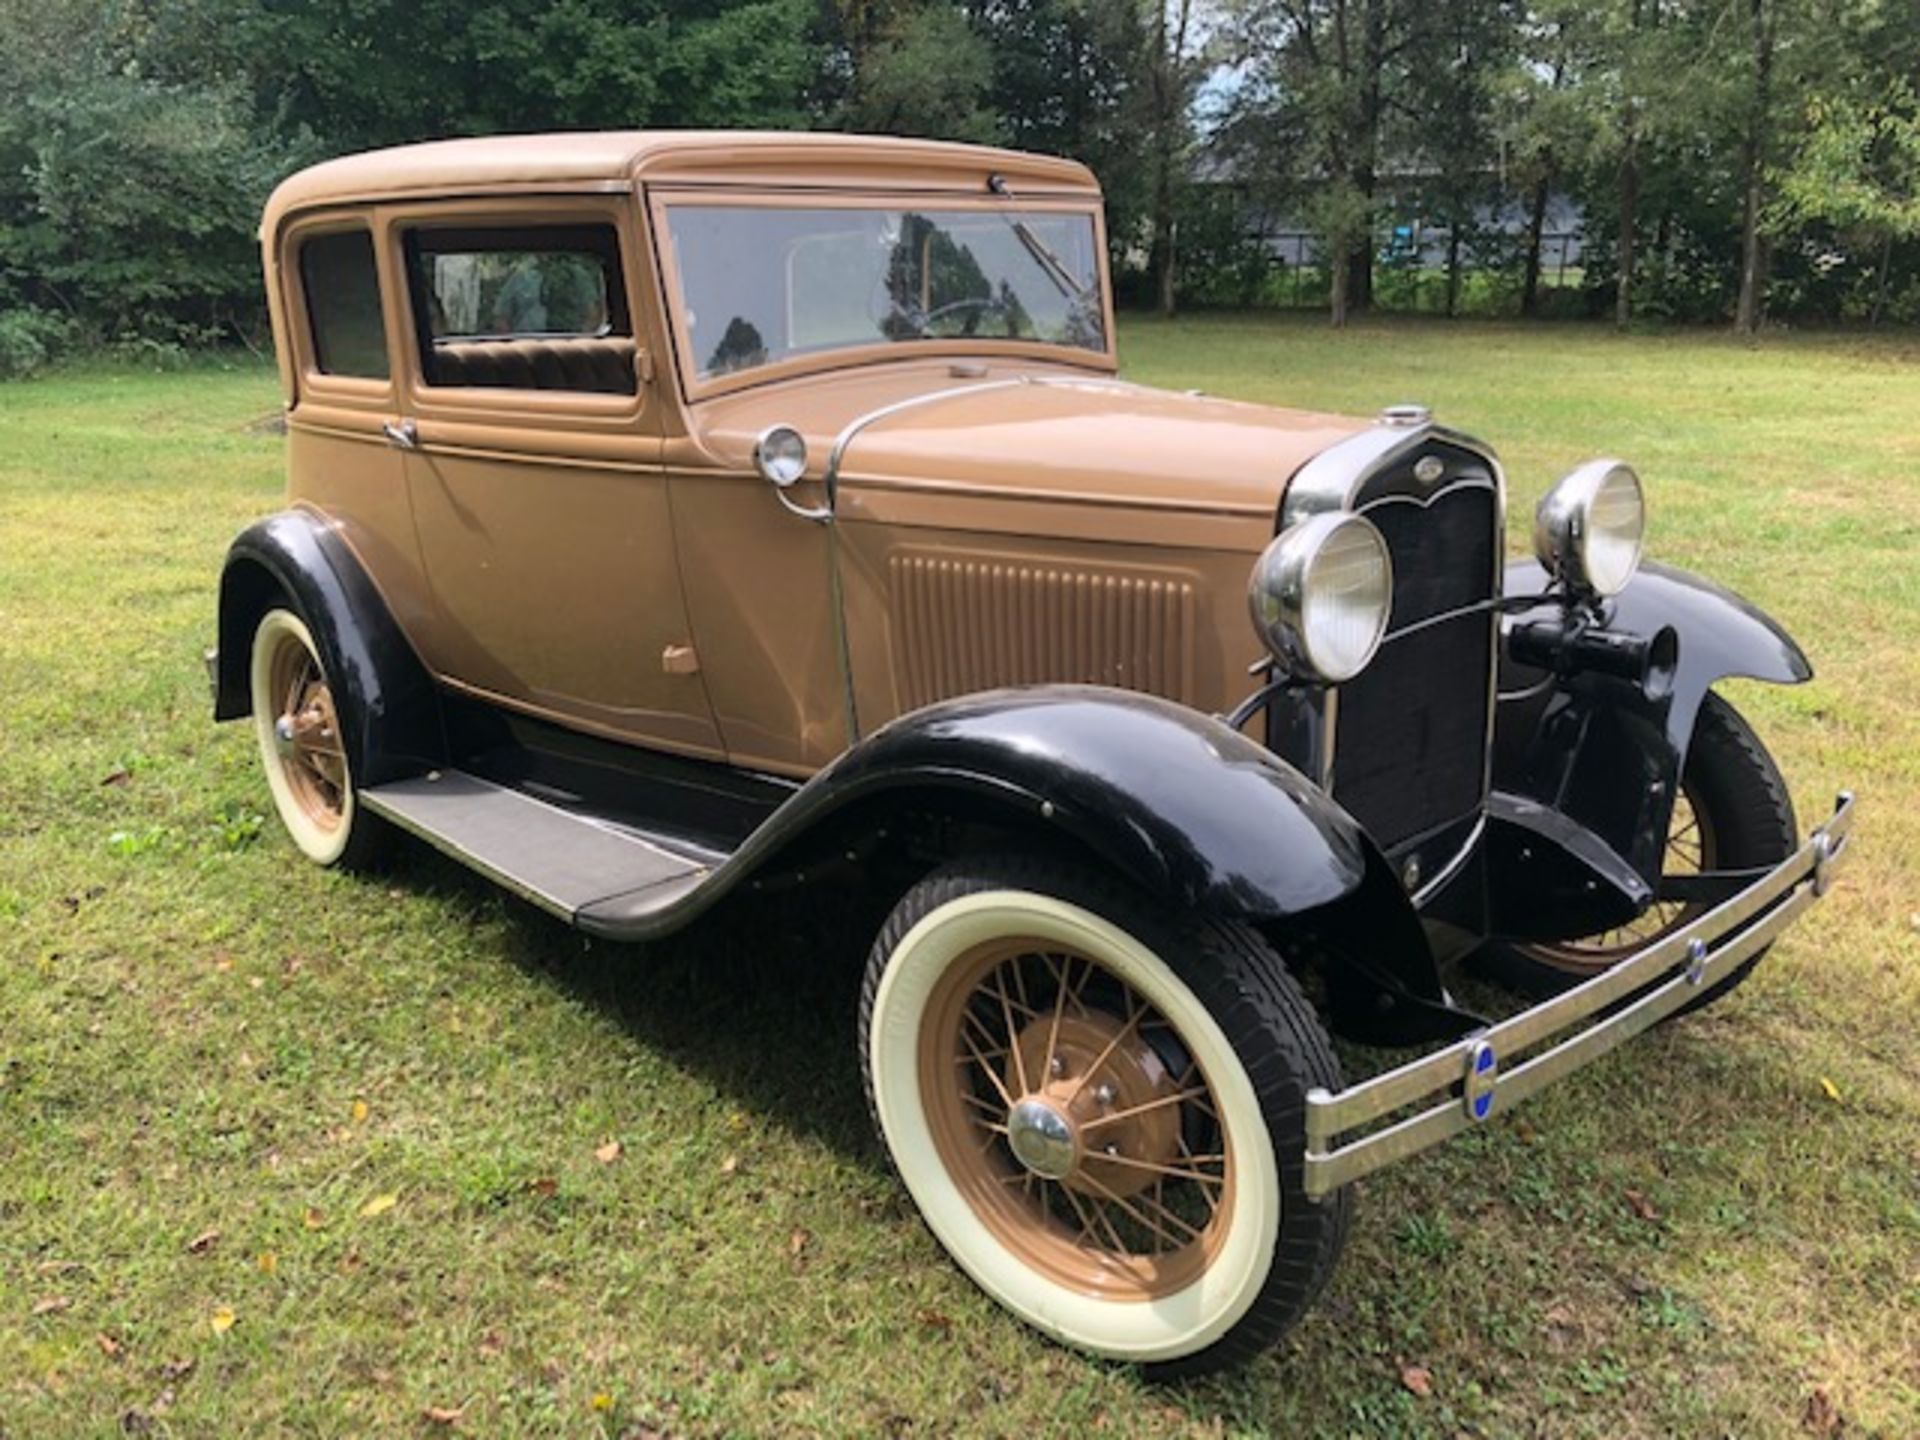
[961, 1029, 1016, 1109]
[1062, 989, 1147, 1107]
[1079, 1087, 1209, 1132]
[1078, 1168, 1204, 1246]
[991, 967, 1030, 1095]
[1087, 1150, 1225, 1186]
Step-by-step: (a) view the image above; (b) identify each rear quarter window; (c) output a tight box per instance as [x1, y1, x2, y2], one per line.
[299, 230, 389, 380]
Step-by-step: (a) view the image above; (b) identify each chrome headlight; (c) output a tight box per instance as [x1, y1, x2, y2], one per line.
[1249, 512, 1394, 683]
[1534, 459, 1645, 597]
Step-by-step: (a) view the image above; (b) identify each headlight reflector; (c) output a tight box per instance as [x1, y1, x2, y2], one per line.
[1534, 459, 1645, 597]
[1249, 512, 1394, 683]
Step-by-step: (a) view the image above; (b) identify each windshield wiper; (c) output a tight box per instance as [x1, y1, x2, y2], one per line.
[987, 173, 1098, 306]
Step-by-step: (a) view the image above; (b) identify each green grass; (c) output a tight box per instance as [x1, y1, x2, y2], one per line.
[3, 317, 1917, 1436]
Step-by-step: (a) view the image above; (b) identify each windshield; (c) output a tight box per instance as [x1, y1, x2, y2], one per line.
[663, 203, 1107, 382]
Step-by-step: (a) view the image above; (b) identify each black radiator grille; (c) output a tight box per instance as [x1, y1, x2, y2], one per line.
[1332, 476, 1498, 849]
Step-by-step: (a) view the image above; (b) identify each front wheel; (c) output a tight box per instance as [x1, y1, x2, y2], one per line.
[858, 856, 1348, 1375]
[1481, 691, 1796, 1013]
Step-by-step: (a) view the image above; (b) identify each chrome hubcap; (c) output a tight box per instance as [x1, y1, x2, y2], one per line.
[273, 713, 299, 756]
[1007, 1097, 1076, 1179]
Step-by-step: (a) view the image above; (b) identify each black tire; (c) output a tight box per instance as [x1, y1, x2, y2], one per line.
[857, 853, 1349, 1377]
[1480, 691, 1796, 1014]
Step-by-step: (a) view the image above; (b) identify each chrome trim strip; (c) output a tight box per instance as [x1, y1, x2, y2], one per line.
[1302, 791, 1856, 1198]
[1408, 813, 1487, 907]
[823, 377, 1032, 506]
[820, 377, 1032, 744]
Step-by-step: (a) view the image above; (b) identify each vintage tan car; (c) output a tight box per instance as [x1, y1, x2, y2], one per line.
[211, 131, 1853, 1373]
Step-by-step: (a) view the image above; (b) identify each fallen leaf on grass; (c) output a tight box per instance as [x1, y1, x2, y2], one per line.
[209, 1307, 236, 1334]
[350, 1099, 369, 1124]
[257, 1251, 277, 1274]
[591, 1392, 614, 1412]
[359, 1192, 398, 1218]
[99, 768, 132, 788]
[161, 1358, 195, 1382]
[527, 1177, 558, 1197]
[595, 1139, 622, 1165]
[787, 1228, 811, 1260]
[1803, 1386, 1841, 1434]
[96, 1332, 123, 1357]
[719, 1154, 739, 1176]
[37, 1259, 82, 1275]
[422, 1404, 464, 1426]
[915, 1308, 952, 1332]
[1399, 1364, 1434, 1398]
[32, 1296, 71, 1316]
[186, 1228, 221, 1255]
[1819, 1076, 1842, 1103]
[1623, 1188, 1659, 1222]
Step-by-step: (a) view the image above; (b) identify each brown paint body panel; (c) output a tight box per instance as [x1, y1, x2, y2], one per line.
[261, 131, 1369, 780]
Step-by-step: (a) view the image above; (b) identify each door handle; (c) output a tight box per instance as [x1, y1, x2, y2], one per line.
[382, 419, 418, 450]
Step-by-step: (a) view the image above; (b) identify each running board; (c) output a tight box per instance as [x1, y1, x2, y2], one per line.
[361, 771, 714, 925]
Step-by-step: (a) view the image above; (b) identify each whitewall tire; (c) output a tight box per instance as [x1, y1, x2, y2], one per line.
[858, 856, 1349, 1375]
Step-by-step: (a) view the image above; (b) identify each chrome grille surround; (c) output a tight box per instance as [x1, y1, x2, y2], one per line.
[1279, 422, 1507, 867]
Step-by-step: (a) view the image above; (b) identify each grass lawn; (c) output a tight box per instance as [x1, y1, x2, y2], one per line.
[2, 315, 1916, 1436]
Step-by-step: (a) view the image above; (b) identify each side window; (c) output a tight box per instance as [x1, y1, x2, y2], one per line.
[300, 229, 389, 380]
[403, 224, 637, 396]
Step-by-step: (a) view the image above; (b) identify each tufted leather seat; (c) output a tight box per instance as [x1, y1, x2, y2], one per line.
[430, 336, 638, 395]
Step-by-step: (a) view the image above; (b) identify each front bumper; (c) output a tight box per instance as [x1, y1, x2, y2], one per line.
[1304, 791, 1856, 1198]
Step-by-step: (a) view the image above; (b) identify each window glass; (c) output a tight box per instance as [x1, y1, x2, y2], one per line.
[664, 204, 1107, 381]
[300, 230, 389, 379]
[404, 224, 636, 394]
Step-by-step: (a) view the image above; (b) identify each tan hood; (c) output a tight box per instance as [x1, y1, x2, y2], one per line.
[689, 359, 1365, 546]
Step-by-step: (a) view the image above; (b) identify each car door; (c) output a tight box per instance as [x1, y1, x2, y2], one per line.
[383, 198, 723, 759]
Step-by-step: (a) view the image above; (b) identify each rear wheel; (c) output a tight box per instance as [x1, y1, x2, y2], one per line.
[858, 855, 1348, 1375]
[1483, 691, 1795, 1012]
[249, 607, 386, 870]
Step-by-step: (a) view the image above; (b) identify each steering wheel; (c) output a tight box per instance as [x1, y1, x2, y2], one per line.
[920, 295, 1016, 335]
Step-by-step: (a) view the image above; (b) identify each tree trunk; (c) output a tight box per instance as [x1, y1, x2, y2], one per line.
[1615, 139, 1639, 329]
[1445, 225, 1462, 318]
[1148, 0, 1192, 319]
[1330, 233, 1350, 328]
[1734, 0, 1774, 335]
[1870, 231, 1893, 326]
[1521, 173, 1551, 317]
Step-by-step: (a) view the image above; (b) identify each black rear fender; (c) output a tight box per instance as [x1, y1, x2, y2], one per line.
[214, 509, 442, 788]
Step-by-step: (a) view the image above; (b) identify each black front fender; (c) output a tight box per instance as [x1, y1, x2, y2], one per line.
[648, 686, 1453, 1033]
[1491, 558, 1810, 935]
[214, 509, 442, 788]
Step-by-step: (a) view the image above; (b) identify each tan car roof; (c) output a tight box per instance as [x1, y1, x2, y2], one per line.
[262, 130, 1101, 235]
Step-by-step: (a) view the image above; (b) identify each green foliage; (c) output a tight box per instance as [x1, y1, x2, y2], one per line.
[4, 0, 1920, 350]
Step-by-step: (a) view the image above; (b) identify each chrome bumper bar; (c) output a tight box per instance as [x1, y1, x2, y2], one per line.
[1303, 791, 1856, 1199]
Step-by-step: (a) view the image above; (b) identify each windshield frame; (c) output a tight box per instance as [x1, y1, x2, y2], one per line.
[645, 187, 1117, 400]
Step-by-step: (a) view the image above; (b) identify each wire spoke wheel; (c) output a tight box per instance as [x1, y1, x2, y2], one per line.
[267, 637, 348, 830]
[862, 861, 1352, 1371]
[922, 942, 1234, 1298]
[249, 607, 374, 868]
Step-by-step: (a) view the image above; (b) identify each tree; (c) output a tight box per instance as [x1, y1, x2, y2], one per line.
[1774, 84, 1920, 325]
[836, 2, 1001, 140]
[1405, 0, 1516, 317]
